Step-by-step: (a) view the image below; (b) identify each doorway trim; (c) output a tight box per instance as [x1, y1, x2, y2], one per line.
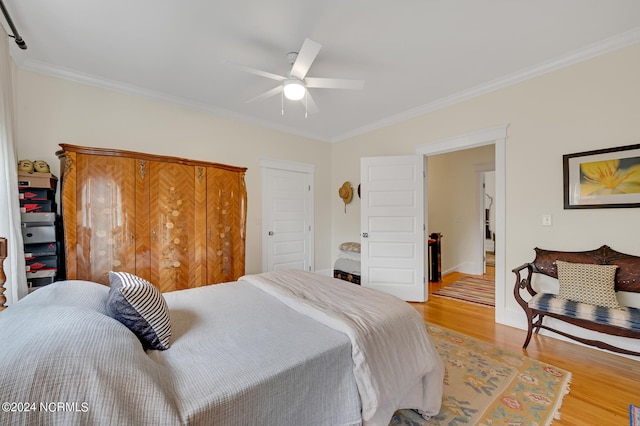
[415, 124, 508, 324]
[260, 158, 315, 273]
[477, 166, 495, 274]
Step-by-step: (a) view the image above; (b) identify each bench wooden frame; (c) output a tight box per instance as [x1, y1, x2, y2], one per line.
[513, 245, 640, 357]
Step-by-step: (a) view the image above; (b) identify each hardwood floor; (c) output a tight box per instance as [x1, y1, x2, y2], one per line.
[410, 267, 640, 426]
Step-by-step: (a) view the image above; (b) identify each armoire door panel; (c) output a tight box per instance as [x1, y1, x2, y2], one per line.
[148, 162, 207, 291]
[75, 154, 136, 284]
[207, 168, 246, 284]
[193, 166, 208, 286]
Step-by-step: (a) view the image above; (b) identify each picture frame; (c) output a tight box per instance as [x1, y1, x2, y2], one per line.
[563, 143, 640, 209]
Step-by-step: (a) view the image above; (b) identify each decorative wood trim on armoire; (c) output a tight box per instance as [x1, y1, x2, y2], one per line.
[56, 144, 247, 292]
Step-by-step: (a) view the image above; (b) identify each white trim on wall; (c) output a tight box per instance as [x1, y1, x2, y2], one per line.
[416, 124, 508, 324]
[260, 158, 315, 174]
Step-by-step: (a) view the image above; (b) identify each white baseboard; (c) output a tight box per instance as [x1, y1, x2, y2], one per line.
[314, 268, 333, 277]
[446, 261, 483, 276]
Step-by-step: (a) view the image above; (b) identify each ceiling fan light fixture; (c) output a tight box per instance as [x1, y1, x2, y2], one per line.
[283, 79, 306, 100]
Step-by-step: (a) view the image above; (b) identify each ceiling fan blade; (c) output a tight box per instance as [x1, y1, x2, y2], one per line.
[290, 38, 321, 80]
[246, 85, 283, 103]
[226, 61, 286, 82]
[302, 92, 319, 115]
[305, 77, 364, 90]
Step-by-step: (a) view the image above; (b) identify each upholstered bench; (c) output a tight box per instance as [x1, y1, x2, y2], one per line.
[513, 245, 640, 357]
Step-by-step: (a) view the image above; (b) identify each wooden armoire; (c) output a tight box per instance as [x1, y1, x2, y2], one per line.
[57, 144, 247, 292]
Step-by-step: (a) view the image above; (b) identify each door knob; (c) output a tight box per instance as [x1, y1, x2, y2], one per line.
[268, 231, 275, 236]
[362, 233, 368, 238]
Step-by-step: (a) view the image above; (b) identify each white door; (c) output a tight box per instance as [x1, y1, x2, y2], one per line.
[262, 164, 314, 272]
[360, 155, 427, 301]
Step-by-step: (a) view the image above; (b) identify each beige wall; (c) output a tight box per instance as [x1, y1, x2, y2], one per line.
[14, 70, 333, 274]
[331, 43, 640, 341]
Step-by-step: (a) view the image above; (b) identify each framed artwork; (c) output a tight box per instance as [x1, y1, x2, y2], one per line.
[563, 143, 640, 209]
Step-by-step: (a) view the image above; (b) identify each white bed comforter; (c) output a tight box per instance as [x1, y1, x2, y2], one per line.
[239, 270, 444, 426]
[1, 279, 362, 426]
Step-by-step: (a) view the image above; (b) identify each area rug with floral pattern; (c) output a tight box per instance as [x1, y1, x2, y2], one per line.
[391, 324, 572, 426]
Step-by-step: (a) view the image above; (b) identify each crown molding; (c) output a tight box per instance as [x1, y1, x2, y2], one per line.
[332, 28, 640, 143]
[16, 58, 331, 142]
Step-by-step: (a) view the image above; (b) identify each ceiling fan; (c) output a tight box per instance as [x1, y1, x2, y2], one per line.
[231, 38, 364, 116]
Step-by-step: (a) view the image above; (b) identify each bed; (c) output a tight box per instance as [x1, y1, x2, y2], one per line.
[0, 270, 444, 426]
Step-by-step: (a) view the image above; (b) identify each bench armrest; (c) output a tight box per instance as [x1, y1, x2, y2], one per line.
[512, 262, 536, 311]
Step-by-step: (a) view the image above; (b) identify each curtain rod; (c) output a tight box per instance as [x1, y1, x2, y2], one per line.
[0, 0, 26, 49]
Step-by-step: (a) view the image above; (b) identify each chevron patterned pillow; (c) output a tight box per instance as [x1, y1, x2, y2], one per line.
[555, 260, 621, 310]
[107, 271, 172, 350]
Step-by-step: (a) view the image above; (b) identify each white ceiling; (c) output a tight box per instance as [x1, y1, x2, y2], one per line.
[3, 1, 640, 142]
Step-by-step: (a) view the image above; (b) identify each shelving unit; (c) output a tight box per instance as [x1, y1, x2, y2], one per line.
[18, 171, 63, 292]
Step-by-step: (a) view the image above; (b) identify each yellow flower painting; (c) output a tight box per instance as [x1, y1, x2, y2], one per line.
[579, 158, 640, 196]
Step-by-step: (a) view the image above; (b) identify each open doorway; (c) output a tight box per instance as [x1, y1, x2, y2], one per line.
[425, 148, 495, 308]
[426, 146, 495, 278]
[416, 125, 507, 323]
[424, 148, 495, 308]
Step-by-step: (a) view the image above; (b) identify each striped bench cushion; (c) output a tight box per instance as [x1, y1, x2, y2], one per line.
[529, 293, 640, 331]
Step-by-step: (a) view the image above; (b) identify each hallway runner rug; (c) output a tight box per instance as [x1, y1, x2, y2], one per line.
[432, 275, 495, 307]
[391, 323, 572, 426]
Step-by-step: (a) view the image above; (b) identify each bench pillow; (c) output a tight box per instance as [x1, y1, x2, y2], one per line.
[555, 260, 621, 310]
